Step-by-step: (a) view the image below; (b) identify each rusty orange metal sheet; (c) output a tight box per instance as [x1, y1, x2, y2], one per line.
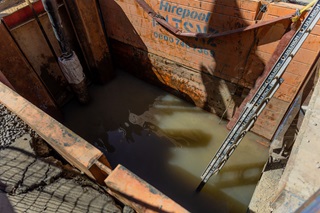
[100, 0, 319, 139]
[100, 0, 266, 88]
[3, 2, 72, 107]
[227, 25, 297, 132]
[10, 19, 70, 106]
[106, 164, 189, 213]
[0, 81, 107, 180]
[0, 22, 61, 119]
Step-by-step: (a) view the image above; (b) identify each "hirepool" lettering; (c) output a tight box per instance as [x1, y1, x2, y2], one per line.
[159, 0, 211, 23]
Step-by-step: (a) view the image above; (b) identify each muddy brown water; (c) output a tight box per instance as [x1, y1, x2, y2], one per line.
[62, 71, 269, 213]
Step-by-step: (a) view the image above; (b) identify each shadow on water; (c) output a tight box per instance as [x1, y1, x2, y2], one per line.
[62, 1, 272, 211]
[104, 129, 265, 212]
[177, 0, 290, 122]
[62, 71, 268, 212]
[199, 0, 265, 120]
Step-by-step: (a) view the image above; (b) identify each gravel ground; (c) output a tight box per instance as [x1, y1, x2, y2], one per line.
[0, 104, 33, 149]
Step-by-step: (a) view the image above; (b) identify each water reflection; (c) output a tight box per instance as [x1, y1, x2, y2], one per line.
[62, 71, 269, 212]
[96, 95, 267, 212]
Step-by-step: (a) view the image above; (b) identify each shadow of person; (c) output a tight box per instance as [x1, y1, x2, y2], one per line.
[63, 0, 158, 147]
[197, 0, 266, 121]
[105, 127, 255, 213]
[170, 0, 292, 124]
[62, 1, 274, 212]
[0, 181, 16, 213]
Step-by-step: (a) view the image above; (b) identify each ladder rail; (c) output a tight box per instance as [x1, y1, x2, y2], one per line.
[201, 76, 285, 181]
[201, 0, 320, 183]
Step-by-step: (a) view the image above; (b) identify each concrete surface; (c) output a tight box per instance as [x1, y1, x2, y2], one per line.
[270, 78, 320, 212]
[248, 168, 285, 213]
[249, 78, 320, 212]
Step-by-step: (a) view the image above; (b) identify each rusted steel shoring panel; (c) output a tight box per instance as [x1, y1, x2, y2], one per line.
[63, 0, 114, 84]
[134, 0, 294, 38]
[0, 22, 61, 119]
[101, 0, 320, 139]
[2, 1, 72, 107]
[0, 71, 14, 91]
[227, 23, 298, 131]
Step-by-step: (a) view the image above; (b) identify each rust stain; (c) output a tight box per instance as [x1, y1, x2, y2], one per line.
[106, 165, 189, 213]
[102, 0, 319, 139]
[64, 0, 114, 83]
[0, 23, 61, 118]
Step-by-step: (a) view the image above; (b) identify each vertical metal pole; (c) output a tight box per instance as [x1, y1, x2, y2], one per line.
[40, 0, 90, 103]
[41, 0, 72, 58]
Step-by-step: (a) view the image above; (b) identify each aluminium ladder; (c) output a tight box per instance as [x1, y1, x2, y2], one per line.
[199, 0, 320, 188]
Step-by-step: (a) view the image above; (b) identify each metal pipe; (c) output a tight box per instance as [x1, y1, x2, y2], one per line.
[40, 0, 89, 103]
[41, 0, 72, 57]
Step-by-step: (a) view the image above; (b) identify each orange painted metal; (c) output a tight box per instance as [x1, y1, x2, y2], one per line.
[0, 81, 107, 180]
[2, 1, 74, 107]
[2, 1, 45, 29]
[105, 165, 189, 213]
[101, 0, 320, 139]
[0, 22, 61, 119]
[1, 0, 63, 29]
[0, 81, 188, 212]
[227, 23, 298, 130]
[135, 0, 294, 38]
